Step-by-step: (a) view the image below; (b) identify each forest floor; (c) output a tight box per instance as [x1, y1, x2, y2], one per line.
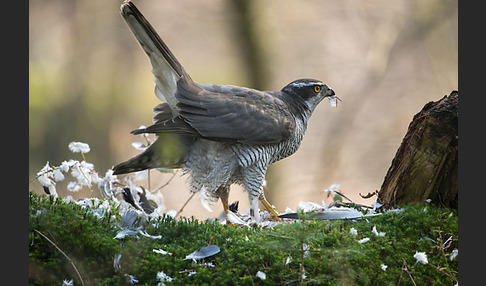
[29, 192, 457, 285]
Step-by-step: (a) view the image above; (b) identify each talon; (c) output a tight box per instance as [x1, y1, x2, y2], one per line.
[260, 198, 282, 221]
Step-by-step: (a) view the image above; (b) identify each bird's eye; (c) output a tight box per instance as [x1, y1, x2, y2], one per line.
[314, 86, 321, 93]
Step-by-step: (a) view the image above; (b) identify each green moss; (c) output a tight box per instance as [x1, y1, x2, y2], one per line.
[29, 193, 457, 285]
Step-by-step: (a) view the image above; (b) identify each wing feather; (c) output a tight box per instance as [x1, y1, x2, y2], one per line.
[175, 75, 296, 144]
[120, 1, 186, 114]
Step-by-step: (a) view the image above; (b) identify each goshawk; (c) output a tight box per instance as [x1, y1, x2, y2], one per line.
[113, 1, 340, 221]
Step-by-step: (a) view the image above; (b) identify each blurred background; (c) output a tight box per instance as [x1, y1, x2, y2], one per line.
[29, 0, 457, 219]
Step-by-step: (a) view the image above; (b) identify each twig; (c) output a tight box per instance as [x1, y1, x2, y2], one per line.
[428, 263, 458, 283]
[332, 201, 373, 209]
[299, 209, 306, 286]
[147, 169, 151, 192]
[398, 258, 416, 286]
[29, 165, 61, 184]
[153, 170, 178, 193]
[176, 192, 196, 217]
[263, 233, 294, 240]
[80, 151, 87, 162]
[333, 190, 354, 204]
[202, 236, 214, 265]
[34, 229, 85, 286]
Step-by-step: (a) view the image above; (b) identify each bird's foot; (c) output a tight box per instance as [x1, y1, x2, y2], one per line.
[260, 199, 282, 221]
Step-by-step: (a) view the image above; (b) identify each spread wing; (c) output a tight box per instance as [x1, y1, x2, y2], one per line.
[134, 76, 296, 145]
[120, 1, 186, 114]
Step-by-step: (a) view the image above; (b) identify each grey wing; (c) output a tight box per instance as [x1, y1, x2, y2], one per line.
[120, 1, 185, 114]
[175, 75, 296, 145]
[152, 103, 174, 123]
[131, 102, 198, 136]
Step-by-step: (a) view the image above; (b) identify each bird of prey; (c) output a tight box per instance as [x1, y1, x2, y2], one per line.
[113, 1, 340, 221]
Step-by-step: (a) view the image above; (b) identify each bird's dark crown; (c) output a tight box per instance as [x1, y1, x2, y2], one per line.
[278, 78, 335, 120]
[281, 78, 332, 101]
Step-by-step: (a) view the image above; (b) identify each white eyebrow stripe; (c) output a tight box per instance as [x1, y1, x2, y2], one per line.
[289, 81, 323, 88]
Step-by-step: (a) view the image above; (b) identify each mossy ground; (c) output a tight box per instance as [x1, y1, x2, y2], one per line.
[29, 192, 457, 285]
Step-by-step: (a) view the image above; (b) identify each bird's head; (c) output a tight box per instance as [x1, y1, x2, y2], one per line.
[281, 79, 339, 115]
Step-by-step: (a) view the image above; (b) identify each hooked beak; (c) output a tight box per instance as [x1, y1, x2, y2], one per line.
[325, 89, 341, 101]
[324, 88, 341, 108]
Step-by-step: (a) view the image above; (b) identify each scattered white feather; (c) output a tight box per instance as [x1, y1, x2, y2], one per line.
[133, 169, 148, 181]
[70, 161, 96, 187]
[120, 209, 140, 228]
[98, 169, 118, 198]
[386, 208, 405, 214]
[131, 141, 148, 150]
[165, 209, 177, 218]
[418, 236, 435, 243]
[199, 262, 215, 267]
[297, 201, 324, 212]
[358, 237, 370, 244]
[184, 245, 220, 261]
[442, 235, 453, 247]
[114, 229, 138, 240]
[349, 227, 358, 236]
[68, 141, 90, 153]
[139, 230, 162, 239]
[52, 169, 65, 182]
[255, 271, 266, 280]
[153, 249, 172, 256]
[225, 211, 250, 227]
[328, 96, 341, 108]
[67, 181, 82, 192]
[38, 161, 53, 174]
[317, 207, 368, 220]
[284, 207, 294, 214]
[59, 160, 75, 172]
[38, 173, 55, 188]
[371, 202, 383, 210]
[198, 186, 213, 212]
[380, 263, 388, 271]
[450, 248, 458, 261]
[372, 225, 386, 237]
[303, 243, 310, 258]
[323, 184, 340, 195]
[156, 271, 174, 286]
[113, 253, 122, 273]
[124, 273, 139, 284]
[414, 251, 428, 265]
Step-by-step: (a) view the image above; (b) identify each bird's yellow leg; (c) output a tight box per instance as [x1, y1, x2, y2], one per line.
[217, 186, 230, 212]
[260, 198, 282, 221]
[218, 187, 238, 226]
[220, 196, 229, 212]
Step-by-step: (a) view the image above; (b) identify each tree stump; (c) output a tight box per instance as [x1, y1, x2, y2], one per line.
[379, 91, 458, 209]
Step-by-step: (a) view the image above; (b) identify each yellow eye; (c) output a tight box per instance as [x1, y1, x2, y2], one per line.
[314, 86, 321, 93]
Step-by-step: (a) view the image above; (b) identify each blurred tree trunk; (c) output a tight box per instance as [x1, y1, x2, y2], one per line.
[379, 91, 458, 209]
[228, 0, 285, 206]
[227, 0, 267, 90]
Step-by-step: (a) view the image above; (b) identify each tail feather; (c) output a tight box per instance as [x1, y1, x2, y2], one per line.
[120, 0, 186, 113]
[113, 147, 158, 175]
[113, 133, 192, 175]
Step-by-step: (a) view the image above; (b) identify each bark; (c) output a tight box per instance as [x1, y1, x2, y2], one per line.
[379, 91, 458, 209]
